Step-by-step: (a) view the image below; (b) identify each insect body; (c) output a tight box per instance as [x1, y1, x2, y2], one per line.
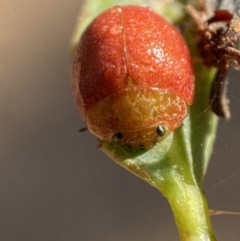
[72, 5, 195, 148]
[187, 5, 240, 119]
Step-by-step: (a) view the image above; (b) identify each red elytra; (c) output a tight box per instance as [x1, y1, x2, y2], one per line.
[72, 5, 195, 148]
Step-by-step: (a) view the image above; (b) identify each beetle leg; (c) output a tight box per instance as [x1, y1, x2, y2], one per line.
[79, 127, 88, 132]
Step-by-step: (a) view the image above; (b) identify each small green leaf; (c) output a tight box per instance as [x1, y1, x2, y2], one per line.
[182, 15, 218, 185]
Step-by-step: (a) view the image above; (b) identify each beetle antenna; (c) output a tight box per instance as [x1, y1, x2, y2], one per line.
[79, 127, 88, 133]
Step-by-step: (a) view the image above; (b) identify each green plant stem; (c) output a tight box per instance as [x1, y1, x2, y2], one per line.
[152, 154, 216, 241]
[147, 129, 216, 241]
[160, 184, 215, 241]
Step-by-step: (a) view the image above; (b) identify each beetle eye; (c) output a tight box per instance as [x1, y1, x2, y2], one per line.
[113, 133, 123, 142]
[156, 126, 166, 137]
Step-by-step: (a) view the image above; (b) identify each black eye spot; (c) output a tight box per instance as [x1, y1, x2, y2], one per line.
[113, 133, 123, 142]
[156, 126, 166, 137]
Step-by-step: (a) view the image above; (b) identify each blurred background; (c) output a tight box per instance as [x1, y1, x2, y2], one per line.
[1, 0, 240, 240]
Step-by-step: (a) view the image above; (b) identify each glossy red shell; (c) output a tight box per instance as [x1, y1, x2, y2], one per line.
[72, 5, 194, 118]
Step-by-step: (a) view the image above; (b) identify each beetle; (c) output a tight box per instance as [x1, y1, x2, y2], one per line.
[72, 5, 195, 149]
